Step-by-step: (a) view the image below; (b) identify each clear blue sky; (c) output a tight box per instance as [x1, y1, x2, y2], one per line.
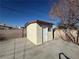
[0, 0, 59, 27]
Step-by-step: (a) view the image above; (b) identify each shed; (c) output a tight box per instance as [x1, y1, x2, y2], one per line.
[25, 20, 53, 45]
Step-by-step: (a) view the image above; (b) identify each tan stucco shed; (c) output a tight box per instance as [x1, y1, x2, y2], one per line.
[26, 20, 53, 45]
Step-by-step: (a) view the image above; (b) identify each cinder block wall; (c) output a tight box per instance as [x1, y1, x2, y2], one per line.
[0, 29, 23, 39]
[54, 29, 78, 43]
[54, 29, 66, 40]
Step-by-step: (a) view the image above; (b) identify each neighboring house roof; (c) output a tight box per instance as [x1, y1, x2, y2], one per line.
[25, 20, 53, 28]
[0, 25, 12, 28]
[0, 24, 13, 29]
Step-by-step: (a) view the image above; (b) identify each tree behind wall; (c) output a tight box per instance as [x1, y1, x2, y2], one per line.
[49, 0, 79, 44]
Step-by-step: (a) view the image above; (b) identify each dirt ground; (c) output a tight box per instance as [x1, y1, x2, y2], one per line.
[0, 38, 79, 59]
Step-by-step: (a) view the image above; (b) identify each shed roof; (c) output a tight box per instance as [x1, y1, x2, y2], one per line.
[25, 20, 53, 27]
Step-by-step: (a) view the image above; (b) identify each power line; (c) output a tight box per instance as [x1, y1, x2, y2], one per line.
[0, 6, 25, 14]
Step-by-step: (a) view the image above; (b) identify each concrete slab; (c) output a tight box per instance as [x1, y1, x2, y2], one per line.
[0, 38, 79, 59]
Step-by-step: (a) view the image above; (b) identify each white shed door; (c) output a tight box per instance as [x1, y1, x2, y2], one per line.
[43, 28, 48, 42]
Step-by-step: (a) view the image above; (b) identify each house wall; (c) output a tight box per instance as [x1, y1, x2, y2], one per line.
[27, 23, 38, 45]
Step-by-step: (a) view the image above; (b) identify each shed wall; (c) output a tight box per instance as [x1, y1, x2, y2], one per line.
[37, 24, 42, 45]
[48, 29, 53, 41]
[27, 23, 37, 45]
[27, 23, 53, 45]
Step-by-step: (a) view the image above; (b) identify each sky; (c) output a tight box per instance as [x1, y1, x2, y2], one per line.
[0, 0, 59, 27]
